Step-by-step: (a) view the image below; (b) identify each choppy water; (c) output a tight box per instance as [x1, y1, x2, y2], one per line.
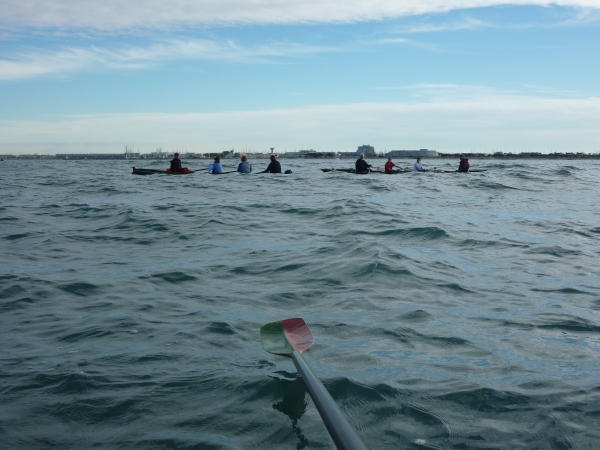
[1, 158, 600, 449]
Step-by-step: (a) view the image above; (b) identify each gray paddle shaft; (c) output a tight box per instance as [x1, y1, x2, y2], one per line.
[292, 350, 368, 450]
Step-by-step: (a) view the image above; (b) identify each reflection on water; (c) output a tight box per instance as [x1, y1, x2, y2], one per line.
[272, 373, 309, 449]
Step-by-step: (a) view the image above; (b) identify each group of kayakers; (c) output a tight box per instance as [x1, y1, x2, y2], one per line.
[356, 153, 471, 174]
[170, 151, 470, 175]
[170, 153, 287, 174]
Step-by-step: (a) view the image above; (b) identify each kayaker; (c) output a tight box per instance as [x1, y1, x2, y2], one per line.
[414, 157, 428, 172]
[355, 153, 372, 174]
[207, 156, 223, 174]
[458, 154, 470, 172]
[170, 152, 190, 173]
[384, 156, 399, 174]
[261, 155, 282, 173]
[237, 155, 252, 173]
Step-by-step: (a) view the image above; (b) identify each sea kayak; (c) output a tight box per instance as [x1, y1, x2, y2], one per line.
[321, 168, 355, 173]
[432, 169, 488, 173]
[321, 168, 411, 174]
[132, 167, 195, 175]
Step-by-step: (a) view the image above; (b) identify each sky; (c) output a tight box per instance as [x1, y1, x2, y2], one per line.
[1, 0, 599, 154]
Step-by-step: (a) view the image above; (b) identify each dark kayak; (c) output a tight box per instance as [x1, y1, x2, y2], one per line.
[433, 169, 488, 173]
[132, 167, 195, 175]
[321, 168, 410, 174]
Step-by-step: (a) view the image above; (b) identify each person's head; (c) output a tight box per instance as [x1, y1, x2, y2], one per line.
[388, 156, 392, 161]
[270, 154, 277, 161]
[359, 153, 364, 159]
[214, 156, 220, 162]
[417, 157, 421, 162]
[174, 152, 180, 158]
[459, 154, 465, 160]
[241, 155, 247, 162]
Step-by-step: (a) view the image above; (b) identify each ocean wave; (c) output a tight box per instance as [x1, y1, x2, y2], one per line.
[2, 159, 600, 449]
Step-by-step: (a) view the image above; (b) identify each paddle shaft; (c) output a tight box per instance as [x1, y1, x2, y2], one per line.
[291, 351, 367, 450]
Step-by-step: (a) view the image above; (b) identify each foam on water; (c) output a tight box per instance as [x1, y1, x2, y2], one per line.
[1, 158, 600, 449]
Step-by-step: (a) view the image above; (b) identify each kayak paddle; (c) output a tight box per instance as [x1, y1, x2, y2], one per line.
[260, 318, 368, 450]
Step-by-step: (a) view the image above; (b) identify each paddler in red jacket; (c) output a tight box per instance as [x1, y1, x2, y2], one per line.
[458, 154, 470, 172]
[384, 156, 399, 174]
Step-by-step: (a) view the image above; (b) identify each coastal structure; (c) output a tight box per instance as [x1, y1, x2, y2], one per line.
[339, 144, 376, 158]
[387, 149, 439, 158]
[282, 149, 316, 158]
[3, 149, 599, 160]
[357, 145, 376, 157]
[124, 146, 138, 159]
[56, 153, 140, 160]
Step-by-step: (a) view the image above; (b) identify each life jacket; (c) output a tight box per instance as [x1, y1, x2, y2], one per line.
[458, 159, 470, 172]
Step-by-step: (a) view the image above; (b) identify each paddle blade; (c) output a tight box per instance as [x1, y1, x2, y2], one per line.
[260, 318, 314, 355]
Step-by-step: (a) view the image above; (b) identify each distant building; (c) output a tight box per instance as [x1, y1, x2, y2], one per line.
[282, 149, 316, 158]
[357, 145, 376, 157]
[124, 146, 139, 159]
[387, 149, 438, 158]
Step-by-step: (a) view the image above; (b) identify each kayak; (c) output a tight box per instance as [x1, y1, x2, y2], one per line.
[321, 168, 413, 174]
[322, 167, 487, 175]
[432, 169, 487, 173]
[132, 167, 195, 175]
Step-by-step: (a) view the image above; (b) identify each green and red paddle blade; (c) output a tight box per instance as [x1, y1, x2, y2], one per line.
[260, 318, 314, 356]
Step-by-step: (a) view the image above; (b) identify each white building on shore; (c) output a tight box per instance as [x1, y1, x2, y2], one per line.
[339, 144, 376, 158]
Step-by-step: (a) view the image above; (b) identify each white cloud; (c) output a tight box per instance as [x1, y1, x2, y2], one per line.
[388, 17, 490, 34]
[0, 39, 337, 80]
[0, 1, 599, 30]
[370, 37, 442, 51]
[1, 86, 599, 153]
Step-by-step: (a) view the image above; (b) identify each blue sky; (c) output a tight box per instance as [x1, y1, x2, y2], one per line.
[1, 1, 599, 154]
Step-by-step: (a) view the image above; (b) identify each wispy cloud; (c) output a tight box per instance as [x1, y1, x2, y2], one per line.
[369, 83, 522, 97]
[2, 86, 599, 153]
[389, 16, 490, 34]
[370, 83, 587, 100]
[0, 1, 599, 31]
[0, 39, 338, 81]
[370, 37, 442, 51]
[373, 37, 410, 44]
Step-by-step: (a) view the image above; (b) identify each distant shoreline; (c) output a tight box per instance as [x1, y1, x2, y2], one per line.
[2, 154, 599, 161]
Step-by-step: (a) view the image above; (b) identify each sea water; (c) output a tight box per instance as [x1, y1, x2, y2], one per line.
[1, 158, 599, 449]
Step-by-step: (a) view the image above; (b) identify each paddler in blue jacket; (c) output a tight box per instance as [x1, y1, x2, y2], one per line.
[237, 155, 252, 173]
[207, 156, 223, 174]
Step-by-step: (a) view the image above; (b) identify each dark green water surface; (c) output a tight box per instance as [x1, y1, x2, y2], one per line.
[1, 159, 600, 449]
